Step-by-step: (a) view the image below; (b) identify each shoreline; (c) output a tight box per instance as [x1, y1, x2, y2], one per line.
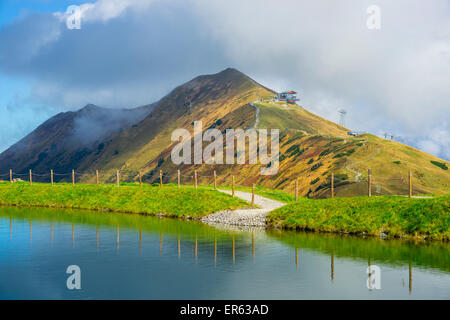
[0, 201, 448, 242]
[267, 195, 450, 242]
[0, 183, 249, 219]
[201, 189, 286, 227]
[0, 183, 448, 242]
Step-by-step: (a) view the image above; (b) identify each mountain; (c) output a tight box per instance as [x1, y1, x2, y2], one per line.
[0, 68, 449, 196]
[0, 103, 155, 178]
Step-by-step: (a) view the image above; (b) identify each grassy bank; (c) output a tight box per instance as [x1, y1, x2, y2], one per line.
[267, 195, 450, 240]
[0, 182, 249, 218]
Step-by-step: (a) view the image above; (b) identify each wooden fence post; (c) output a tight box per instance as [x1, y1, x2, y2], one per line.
[29, 169, 32, 185]
[408, 170, 412, 198]
[232, 175, 235, 197]
[409, 262, 412, 293]
[232, 235, 235, 264]
[331, 172, 334, 198]
[116, 170, 120, 187]
[51, 169, 54, 186]
[139, 171, 142, 187]
[96, 170, 99, 185]
[194, 170, 198, 189]
[9, 169, 12, 184]
[213, 170, 217, 190]
[177, 170, 180, 188]
[72, 170, 75, 185]
[368, 169, 372, 197]
[159, 170, 163, 187]
[252, 183, 255, 204]
[295, 179, 298, 202]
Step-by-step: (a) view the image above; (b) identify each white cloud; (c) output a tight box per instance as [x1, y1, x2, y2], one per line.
[55, 0, 157, 24]
[78, 0, 155, 23]
[0, 0, 449, 160]
[190, 0, 450, 160]
[417, 125, 450, 160]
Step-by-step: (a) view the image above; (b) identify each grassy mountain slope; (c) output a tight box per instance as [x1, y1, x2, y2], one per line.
[149, 98, 449, 197]
[0, 68, 448, 197]
[264, 120, 450, 197]
[78, 68, 276, 182]
[256, 101, 348, 137]
[0, 104, 154, 178]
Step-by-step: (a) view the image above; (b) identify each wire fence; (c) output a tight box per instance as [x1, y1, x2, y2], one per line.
[311, 171, 450, 198]
[0, 168, 449, 199]
[1, 169, 234, 187]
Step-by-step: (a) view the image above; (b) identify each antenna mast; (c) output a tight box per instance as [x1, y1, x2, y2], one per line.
[338, 109, 347, 127]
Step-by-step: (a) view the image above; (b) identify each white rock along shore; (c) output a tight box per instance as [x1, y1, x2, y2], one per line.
[201, 190, 286, 227]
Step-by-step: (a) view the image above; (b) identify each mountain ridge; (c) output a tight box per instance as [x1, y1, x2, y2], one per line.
[0, 68, 448, 197]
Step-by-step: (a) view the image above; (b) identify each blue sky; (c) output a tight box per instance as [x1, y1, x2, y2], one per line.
[0, 0, 85, 25]
[0, 0, 86, 149]
[0, 0, 449, 160]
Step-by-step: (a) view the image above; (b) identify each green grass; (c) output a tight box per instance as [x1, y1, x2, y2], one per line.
[0, 182, 249, 218]
[267, 195, 450, 240]
[256, 103, 313, 133]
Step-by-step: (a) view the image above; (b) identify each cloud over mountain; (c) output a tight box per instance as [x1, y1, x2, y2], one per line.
[0, 0, 449, 159]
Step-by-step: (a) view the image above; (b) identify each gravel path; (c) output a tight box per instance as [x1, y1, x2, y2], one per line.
[345, 148, 381, 182]
[201, 190, 286, 227]
[250, 102, 260, 129]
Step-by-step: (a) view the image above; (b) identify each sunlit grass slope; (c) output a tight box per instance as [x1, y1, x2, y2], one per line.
[255, 101, 348, 137]
[151, 100, 449, 198]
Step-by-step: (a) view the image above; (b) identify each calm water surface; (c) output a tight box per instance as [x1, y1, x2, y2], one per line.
[0, 207, 448, 299]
